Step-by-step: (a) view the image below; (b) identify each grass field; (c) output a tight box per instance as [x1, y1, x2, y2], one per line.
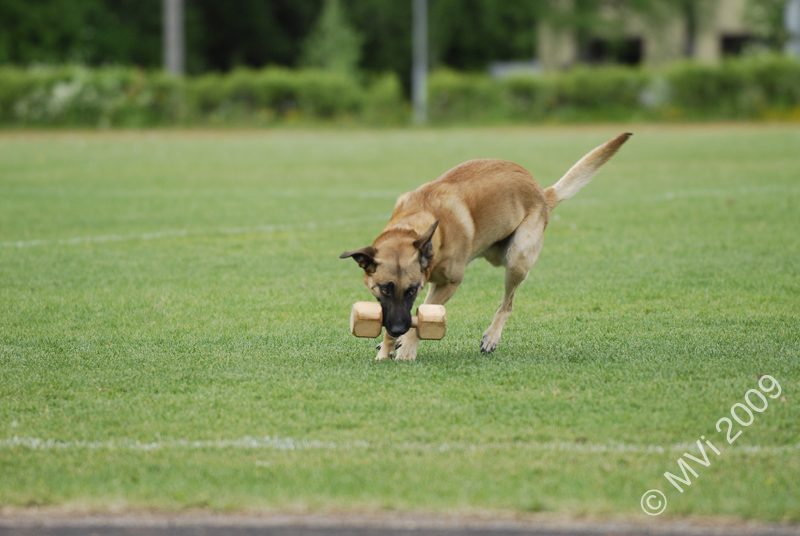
[0, 125, 798, 521]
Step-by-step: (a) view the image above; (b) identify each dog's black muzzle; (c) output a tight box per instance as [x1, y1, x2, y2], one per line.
[381, 300, 413, 338]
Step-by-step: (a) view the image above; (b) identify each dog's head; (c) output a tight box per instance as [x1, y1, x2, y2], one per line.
[340, 220, 438, 338]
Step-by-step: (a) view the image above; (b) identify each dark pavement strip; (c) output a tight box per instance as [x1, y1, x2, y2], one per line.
[1, 513, 798, 536]
[3, 526, 800, 536]
[5, 527, 573, 536]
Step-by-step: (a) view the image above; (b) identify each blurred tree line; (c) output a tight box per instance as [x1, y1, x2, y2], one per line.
[0, 0, 789, 83]
[0, 0, 537, 75]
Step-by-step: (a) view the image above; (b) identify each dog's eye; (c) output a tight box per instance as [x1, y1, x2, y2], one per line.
[407, 286, 418, 297]
[380, 285, 392, 296]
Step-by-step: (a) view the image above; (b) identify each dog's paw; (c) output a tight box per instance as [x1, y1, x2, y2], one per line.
[393, 335, 418, 361]
[393, 348, 417, 361]
[394, 340, 419, 361]
[375, 342, 394, 360]
[480, 332, 500, 354]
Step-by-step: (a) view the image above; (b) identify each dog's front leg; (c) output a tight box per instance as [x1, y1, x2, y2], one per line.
[375, 331, 398, 360]
[393, 330, 419, 361]
[391, 281, 460, 361]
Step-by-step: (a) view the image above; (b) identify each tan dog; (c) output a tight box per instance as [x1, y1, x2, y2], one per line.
[341, 133, 631, 361]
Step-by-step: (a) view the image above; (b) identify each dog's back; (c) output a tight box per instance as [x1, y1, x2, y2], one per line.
[393, 159, 548, 258]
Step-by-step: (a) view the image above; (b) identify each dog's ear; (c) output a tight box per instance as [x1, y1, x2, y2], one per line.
[413, 220, 438, 272]
[340, 247, 378, 273]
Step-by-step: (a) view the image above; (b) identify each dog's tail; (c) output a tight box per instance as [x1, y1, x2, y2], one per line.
[544, 132, 631, 211]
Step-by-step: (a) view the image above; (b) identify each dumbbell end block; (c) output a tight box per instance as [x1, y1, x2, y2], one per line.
[415, 304, 447, 340]
[350, 301, 383, 338]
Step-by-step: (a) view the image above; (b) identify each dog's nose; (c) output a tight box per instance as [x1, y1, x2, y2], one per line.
[387, 324, 409, 338]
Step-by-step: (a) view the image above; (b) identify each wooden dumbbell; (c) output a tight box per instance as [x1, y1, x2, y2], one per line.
[349, 301, 447, 340]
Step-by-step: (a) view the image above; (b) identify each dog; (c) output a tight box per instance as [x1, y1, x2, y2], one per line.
[341, 133, 631, 361]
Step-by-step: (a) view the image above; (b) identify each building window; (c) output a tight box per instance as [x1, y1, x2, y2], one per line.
[721, 34, 753, 56]
[581, 37, 643, 65]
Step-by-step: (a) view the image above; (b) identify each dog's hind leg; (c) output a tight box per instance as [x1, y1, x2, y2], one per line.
[481, 210, 547, 354]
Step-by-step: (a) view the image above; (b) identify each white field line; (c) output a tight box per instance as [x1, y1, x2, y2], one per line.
[3, 187, 403, 200]
[1, 215, 390, 249]
[569, 183, 800, 206]
[1, 435, 797, 456]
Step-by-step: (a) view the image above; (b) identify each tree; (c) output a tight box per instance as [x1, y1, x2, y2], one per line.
[744, 0, 790, 50]
[343, 0, 412, 80]
[301, 0, 363, 74]
[669, 0, 719, 57]
[188, 0, 321, 72]
[429, 0, 539, 70]
[0, 0, 161, 66]
[343, 0, 543, 94]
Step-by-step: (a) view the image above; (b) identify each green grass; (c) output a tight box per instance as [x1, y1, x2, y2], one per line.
[0, 125, 798, 520]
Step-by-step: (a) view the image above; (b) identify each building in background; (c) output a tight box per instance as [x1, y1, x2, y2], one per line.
[538, 0, 757, 70]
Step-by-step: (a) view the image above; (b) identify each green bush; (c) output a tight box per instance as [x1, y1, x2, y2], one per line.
[0, 65, 397, 126]
[361, 72, 409, 125]
[559, 65, 648, 108]
[428, 70, 507, 123]
[185, 67, 365, 122]
[665, 61, 742, 113]
[428, 54, 799, 124]
[294, 70, 363, 117]
[665, 54, 800, 118]
[428, 66, 648, 124]
[501, 67, 647, 121]
[745, 55, 800, 106]
[0, 66, 43, 122]
[0, 55, 798, 127]
[0, 65, 185, 127]
[502, 74, 558, 121]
